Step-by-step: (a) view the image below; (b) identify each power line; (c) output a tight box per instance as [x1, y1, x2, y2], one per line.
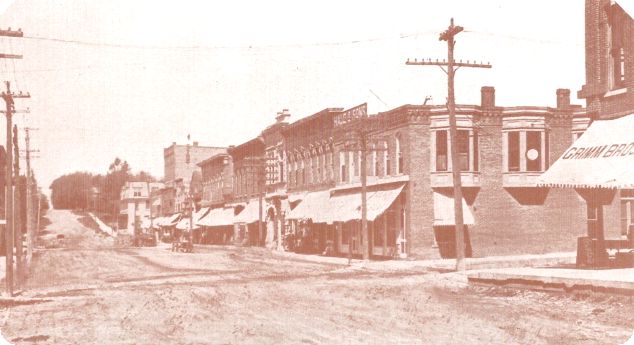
[18, 31, 438, 51]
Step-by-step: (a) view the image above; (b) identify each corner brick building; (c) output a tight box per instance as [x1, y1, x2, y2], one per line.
[279, 88, 587, 259]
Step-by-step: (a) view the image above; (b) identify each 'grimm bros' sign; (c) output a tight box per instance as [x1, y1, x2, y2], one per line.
[562, 143, 634, 160]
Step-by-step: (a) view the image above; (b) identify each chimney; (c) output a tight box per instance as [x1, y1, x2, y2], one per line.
[276, 108, 291, 123]
[481, 86, 495, 109]
[556, 88, 570, 109]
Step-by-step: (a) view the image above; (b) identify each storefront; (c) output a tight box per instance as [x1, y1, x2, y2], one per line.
[432, 191, 475, 258]
[285, 183, 406, 258]
[233, 199, 267, 246]
[196, 206, 236, 244]
[537, 114, 634, 267]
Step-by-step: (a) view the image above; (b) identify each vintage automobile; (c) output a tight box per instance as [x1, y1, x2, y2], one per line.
[171, 239, 193, 253]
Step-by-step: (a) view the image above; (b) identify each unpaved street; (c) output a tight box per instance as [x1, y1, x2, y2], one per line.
[0, 209, 632, 344]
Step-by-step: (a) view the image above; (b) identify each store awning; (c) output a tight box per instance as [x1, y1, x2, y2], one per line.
[175, 218, 200, 231]
[194, 207, 210, 222]
[288, 192, 307, 204]
[141, 217, 152, 229]
[433, 192, 475, 226]
[161, 214, 180, 227]
[233, 200, 264, 224]
[285, 190, 331, 223]
[151, 217, 164, 228]
[328, 184, 405, 224]
[537, 114, 634, 189]
[197, 207, 235, 227]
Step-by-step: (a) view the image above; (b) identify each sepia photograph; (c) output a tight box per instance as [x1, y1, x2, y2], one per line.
[0, 0, 631, 344]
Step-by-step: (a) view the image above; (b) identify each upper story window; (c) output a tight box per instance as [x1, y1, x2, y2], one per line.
[608, 6, 629, 90]
[370, 144, 377, 177]
[385, 141, 391, 176]
[339, 151, 347, 183]
[430, 115, 479, 172]
[395, 135, 404, 174]
[502, 117, 549, 173]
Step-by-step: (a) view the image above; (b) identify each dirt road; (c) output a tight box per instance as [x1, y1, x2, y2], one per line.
[0, 209, 632, 344]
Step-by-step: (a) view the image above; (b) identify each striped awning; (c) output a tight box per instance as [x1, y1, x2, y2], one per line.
[537, 114, 634, 189]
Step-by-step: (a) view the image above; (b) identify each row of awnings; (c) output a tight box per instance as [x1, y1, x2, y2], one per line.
[145, 182, 476, 229]
[286, 183, 475, 226]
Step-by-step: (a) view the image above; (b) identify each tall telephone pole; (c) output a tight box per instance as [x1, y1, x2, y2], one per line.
[406, 18, 490, 271]
[23, 127, 39, 262]
[1, 80, 29, 295]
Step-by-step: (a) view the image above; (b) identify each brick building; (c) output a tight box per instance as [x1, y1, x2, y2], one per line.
[579, 1, 634, 238]
[198, 153, 233, 208]
[227, 137, 266, 245]
[539, 1, 634, 258]
[284, 88, 587, 259]
[578, 0, 634, 120]
[161, 142, 225, 215]
[261, 109, 291, 249]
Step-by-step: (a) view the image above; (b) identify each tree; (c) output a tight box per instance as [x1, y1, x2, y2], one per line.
[102, 157, 131, 216]
[49, 172, 95, 209]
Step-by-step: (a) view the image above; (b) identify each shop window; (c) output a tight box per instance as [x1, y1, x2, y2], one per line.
[386, 211, 396, 246]
[505, 130, 548, 172]
[621, 190, 634, 236]
[373, 221, 384, 246]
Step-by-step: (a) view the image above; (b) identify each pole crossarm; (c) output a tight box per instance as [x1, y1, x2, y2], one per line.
[405, 17, 490, 271]
[405, 59, 492, 69]
[0, 109, 30, 114]
[0, 28, 23, 37]
[0, 54, 22, 59]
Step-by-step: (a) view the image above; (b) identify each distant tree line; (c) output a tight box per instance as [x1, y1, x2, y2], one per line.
[49, 157, 157, 212]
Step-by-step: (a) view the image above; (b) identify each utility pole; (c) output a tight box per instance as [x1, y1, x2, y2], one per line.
[1, 79, 29, 296]
[13, 124, 23, 285]
[337, 104, 385, 261]
[23, 127, 39, 262]
[406, 18, 490, 271]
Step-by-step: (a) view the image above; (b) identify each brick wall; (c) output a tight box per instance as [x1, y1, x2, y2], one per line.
[469, 115, 586, 257]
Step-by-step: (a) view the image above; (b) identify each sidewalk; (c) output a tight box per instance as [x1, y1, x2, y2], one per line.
[88, 213, 115, 237]
[271, 250, 576, 271]
[468, 267, 634, 294]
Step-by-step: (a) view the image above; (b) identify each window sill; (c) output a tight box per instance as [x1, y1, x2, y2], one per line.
[430, 171, 480, 188]
[604, 87, 628, 98]
[502, 172, 544, 188]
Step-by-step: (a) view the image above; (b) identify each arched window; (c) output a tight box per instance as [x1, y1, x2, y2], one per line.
[395, 135, 403, 174]
[384, 140, 390, 176]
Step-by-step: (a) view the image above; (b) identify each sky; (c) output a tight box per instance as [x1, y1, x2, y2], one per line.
[0, 0, 586, 193]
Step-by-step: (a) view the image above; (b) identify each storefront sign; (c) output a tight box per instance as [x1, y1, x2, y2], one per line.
[334, 103, 367, 126]
[562, 142, 634, 160]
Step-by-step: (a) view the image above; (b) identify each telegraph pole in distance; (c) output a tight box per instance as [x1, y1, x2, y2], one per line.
[406, 18, 491, 271]
[23, 127, 39, 262]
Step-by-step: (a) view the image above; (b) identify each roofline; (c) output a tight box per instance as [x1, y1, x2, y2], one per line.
[197, 153, 231, 167]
